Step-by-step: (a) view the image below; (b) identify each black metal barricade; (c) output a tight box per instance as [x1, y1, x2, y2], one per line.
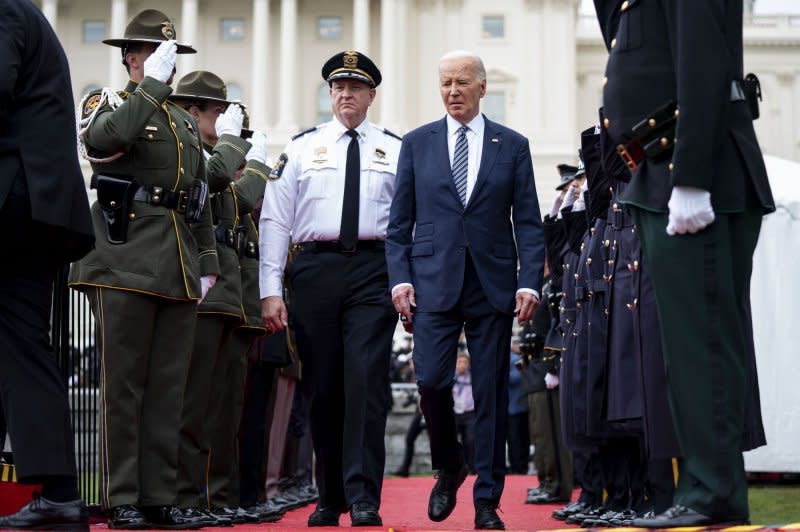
[52, 265, 99, 506]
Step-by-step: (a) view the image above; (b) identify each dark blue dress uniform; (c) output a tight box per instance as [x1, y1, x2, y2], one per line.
[595, 0, 773, 523]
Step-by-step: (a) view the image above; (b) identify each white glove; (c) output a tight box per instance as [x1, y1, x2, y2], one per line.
[545, 372, 559, 390]
[143, 40, 177, 83]
[215, 104, 244, 138]
[198, 274, 218, 304]
[666, 186, 715, 235]
[562, 183, 579, 210]
[549, 191, 566, 218]
[246, 131, 268, 164]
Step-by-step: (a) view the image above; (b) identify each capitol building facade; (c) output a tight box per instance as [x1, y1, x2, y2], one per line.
[38, 0, 800, 195]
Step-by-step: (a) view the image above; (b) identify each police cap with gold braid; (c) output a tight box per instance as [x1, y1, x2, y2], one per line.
[321, 51, 382, 88]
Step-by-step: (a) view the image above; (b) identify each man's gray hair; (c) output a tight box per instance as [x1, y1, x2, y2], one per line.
[439, 50, 486, 81]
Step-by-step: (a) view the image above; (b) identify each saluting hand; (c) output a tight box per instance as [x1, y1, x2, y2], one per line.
[216, 104, 244, 138]
[246, 131, 268, 164]
[143, 40, 177, 84]
[261, 295, 288, 333]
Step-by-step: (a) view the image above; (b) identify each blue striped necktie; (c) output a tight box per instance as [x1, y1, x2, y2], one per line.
[452, 125, 469, 206]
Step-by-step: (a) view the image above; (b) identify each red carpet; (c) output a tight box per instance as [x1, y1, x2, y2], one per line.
[255, 475, 575, 531]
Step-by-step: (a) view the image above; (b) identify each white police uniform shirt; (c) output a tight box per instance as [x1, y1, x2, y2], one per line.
[259, 117, 401, 298]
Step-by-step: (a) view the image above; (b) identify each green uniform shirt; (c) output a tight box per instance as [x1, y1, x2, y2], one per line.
[69, 76, 220, 300]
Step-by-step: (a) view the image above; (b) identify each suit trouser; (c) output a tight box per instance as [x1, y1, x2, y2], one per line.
[207, 328, 257, 508]
[528, 389, 573, 499]
[632, 206, 761, 519]
[176, 314, 235, 509]
[87, 287, 196, 508]
[413, 254, 512, 504]
[290, 247, 396, 508]
[0, 262, 77, 481]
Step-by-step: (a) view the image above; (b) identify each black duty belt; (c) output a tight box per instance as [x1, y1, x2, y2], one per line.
[214, 225, 238, 250]
[294, 240, 385, 254]
[616, 79, 755, 172]
[134, 185, 189, 214]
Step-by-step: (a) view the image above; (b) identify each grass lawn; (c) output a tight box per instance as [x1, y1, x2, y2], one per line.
[749, 485, 800, 525]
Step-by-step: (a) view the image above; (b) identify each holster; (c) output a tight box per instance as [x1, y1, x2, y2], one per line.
[741, 73, 762, 120]
[91, 174, 140, 244]
[184, 179, 209, 224]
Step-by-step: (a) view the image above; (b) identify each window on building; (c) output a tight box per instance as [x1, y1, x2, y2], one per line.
[317, 17, 342, 40]
[317, 83, 332, 123]
[483, 91, 505, 123]
[482, 15, 505, 39]
[83, 20, 106, 43]
[227, 82, 243, 102]
[221, 18, 245, 41]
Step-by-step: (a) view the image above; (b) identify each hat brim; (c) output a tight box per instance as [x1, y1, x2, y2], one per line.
[103, 38, 197, 54]
[327, 70, 376, 87]
[170, 94, 232, 105]
[555, 178, 575, 191]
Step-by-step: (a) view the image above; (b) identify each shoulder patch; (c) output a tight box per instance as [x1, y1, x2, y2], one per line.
[269, 152, 288, 180]
[82, 93, 102, 118]
[383, 128, 402, 141]
[291, 126, 317, 141]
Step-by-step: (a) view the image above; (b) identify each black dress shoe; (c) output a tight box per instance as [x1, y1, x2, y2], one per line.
[0, 493, 87, 530]
[142, 505, 201, 530]
[565, 505, 603, 524]
[209, 507, 245, 524]
[307, 504, 346, 527]
[234, 507, 260, 523]
[474, 499, 505, 530]
[181, 507, 225, 527]
[428, 461, 468, 522]
[631, 505, 745, 528]
[581, 508, 620, 527]
[109, 505, 149, 530]
[350, 503, 382, 527]
[246, 501, 283, 523]
[552, 501, 589, 521]
[525, 491, 570, 505]
[608, 508, 638, 526]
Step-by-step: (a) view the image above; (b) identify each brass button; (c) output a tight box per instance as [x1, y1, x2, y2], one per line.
[674, 108, 680, 118]
[604, 240, 610, 247]
[179, 142, 184, 149]
[660, 137, 669, 147]
[587, 258, 592, 265]
[574, 273, 580, 280]
[171, 121, 177, 128]
[621, 0, 629, 10]
[129, 212, 136, 220]
[152, 195, 160, 203]
[603, 76, 608, 86]
[669, 163, 674, 171]
[611, 37, 617, 48]
[180, 167, 185, 175]
[648, 118, 656, 128]
[109, 200, 116, 207]
[147, 133, 154, 139]
[603, 117, 610, 128]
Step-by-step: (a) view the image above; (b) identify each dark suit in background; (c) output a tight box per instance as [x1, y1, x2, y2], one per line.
[387, 111, 544, 511]
[0, 0, 93, 526]
[597, 0, 773, 524]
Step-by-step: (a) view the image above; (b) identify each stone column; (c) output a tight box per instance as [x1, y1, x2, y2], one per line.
[353, 0, 370, 53]
[275, 0, 298, 138]
[179, 0, 199, 74]
[41, 0, 58, 32]
[379, 0, 398, 130]
[109, 0, 128, 88]
[250, 0, 270, 130]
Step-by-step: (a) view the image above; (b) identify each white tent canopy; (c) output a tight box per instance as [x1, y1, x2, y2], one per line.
[744, 154, 800, 472]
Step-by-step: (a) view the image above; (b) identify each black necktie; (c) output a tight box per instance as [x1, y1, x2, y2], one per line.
[339, 129, 360, 249]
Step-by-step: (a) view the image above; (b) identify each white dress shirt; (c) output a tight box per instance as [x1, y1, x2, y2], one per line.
[259, 117, 401, 298]
[446, 113, 484, 205]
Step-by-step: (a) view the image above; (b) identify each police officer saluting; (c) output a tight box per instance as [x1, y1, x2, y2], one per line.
[69, 9, 218, 529]
[259, 51, 400, 527]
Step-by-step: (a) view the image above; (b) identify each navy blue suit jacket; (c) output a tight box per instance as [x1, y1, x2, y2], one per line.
[386, 115, 545, 315]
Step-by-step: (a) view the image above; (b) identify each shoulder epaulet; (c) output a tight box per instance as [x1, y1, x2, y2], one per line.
[291, 126, 317, 141]
[383, 128, 402, 141]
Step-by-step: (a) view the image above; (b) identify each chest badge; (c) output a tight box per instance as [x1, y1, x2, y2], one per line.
[312, 146, 328, 163]
[373, 148, 389, 165]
